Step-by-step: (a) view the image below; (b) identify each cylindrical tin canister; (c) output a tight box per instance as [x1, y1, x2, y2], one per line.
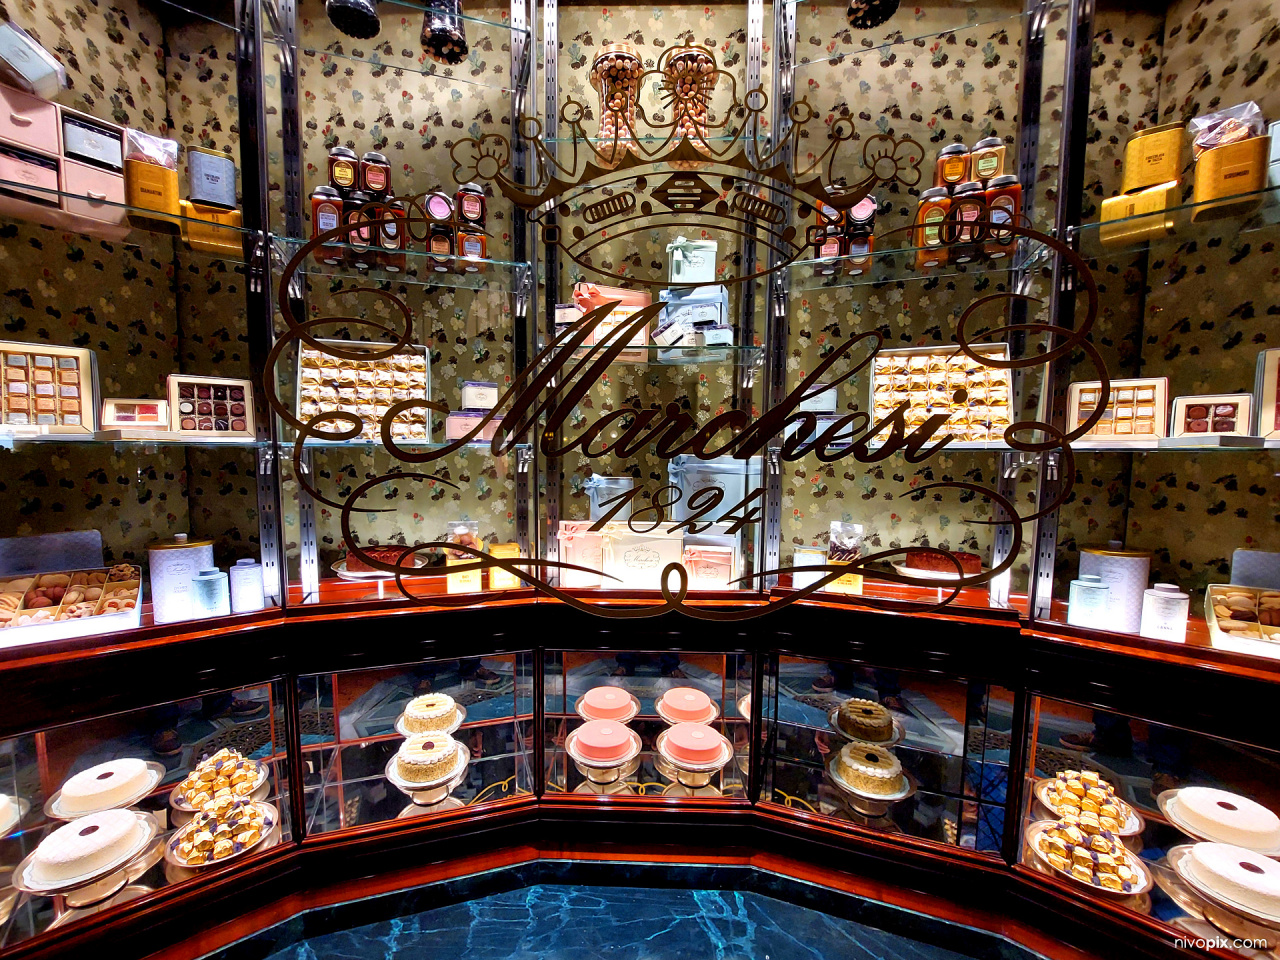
[187, 146, 237, 210]
[191, 568, 230, 618]
[148, 533, 214, 624]
[1067, 574, 1110, 629]
[1139, 583, 1190, 643]
[229, 558, 266, 614]
[1079, 543, 1151, 635]
[1122, 122, 1185, 194]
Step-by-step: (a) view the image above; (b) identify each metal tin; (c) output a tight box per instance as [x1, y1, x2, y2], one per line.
[1099, 181, 1178, 245]
[1079, 543, 1151, 635]
[1139, 583, 1190, 643]
[191, 567, 230, 618]
[60, 112, 123, 172]
[229, 558, 265, 613]
[1122, 121, 1185, 194]
[148, 533, 215, 624]
[187, 146, 237, 210]
[1192, 135, 1270, 221]
[1067, 574, 1109, 629]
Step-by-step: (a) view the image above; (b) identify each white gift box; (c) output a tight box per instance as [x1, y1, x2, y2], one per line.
[601, 524, 684, 591]
[557, 520, 605, 588]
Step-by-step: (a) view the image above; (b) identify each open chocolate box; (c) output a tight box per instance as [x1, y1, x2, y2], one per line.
[1169, 394, 1253, 438]
[1066, 377, 1169, 443]
[0, 564, 142, 647]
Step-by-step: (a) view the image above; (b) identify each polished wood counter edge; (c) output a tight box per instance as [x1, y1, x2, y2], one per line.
[2, 587, 1279, 687]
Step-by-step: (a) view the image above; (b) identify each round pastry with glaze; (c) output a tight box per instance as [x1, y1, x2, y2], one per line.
[1175, 787, 1280, 850]
[836, 743, 904, 796]
[573, 720, 633, 764]
[658, 687, 714, 723]
[664, 723, 727, 766]
[31, 809, 141, 884]
[59, 758, 151, 814]
[1187, 842, 1280, 915]
[401, 693, 457, 733]
[395, 733, 460, 784]
[836, 698, 893, 742]
[581, 686, 633, 722]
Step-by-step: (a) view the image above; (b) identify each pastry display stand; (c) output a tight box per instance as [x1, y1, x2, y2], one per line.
[1157, 788, 1280, 854]
[163, 818, 285, 886]
[1154, 845, 1279, 949]
[11, 811, 161, 911]
[383, 744, 472, 807]
[563, 727, 643, 786]
[332, 559, 430, 602]
[42, 761, 167, 821]
[654, 728, 733, 789]
[824, 756, 918, 818]
[573, 690, 641, 725]
[1022, 820, 1154, 900]
[826, 708, 906, 749]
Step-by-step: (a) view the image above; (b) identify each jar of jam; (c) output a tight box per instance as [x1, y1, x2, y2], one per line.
[380, 197, 407, 272]
[310, 185, 344, 265]
[429, 219, 454, 272]
[455, 182, 486, 227]
[914, 187, 951, 270]
[426, 190, 454, 224]
[457, 224, 487, 272]
[328, 146, 359, 195]
[814, 232, 843, 276]
[847, 195, 877, 239]
[935, 143, 970, 190]
[344, 189, 376, 268]
[971, 137, 1007, 183]
[951, 181, 986, 263]
[983, 175, 1022, 258]
[360, 151, 391, 198]
[845, 235, 873, 276]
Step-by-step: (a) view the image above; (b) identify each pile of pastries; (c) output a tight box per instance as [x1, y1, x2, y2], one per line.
[871, 350, 1013, 442]
[1036, 819, 1140, 893]
[0, 564, 139, 628]
[297, 347, 429, 442]
[1043, 769, 1131, 835]
[172, 795, 268, 866]
[1210, 586, 1280, 637]
[175, 748, 262, 809]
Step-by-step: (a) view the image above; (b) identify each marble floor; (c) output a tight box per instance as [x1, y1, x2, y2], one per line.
[259, 884, 990, 960]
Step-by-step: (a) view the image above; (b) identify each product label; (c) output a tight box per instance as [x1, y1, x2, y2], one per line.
[974, 152, 1001, 178]
[819, 238, 840, 258]
[989, 196, 1014, 241]
[922, 208, 945, 246]
[431, 235, 450, 255]
[461, 195, 482, 220]
[364, 166, 387, 191]
[461, 235, 484, 257]
[332, 161, 355, 187]
[957, 202, 981, 240]
[316, 204, 339, 232]
[942, 156, 968, 182]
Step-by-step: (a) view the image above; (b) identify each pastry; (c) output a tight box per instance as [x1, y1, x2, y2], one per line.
[835, 698, 894, 742]
[1043, 769, 1130, 833]
[1172, 787, 1280, 851]
[172, 798, 268, 867]
[1036, 819, 1137, 893]
[58, 758, 152, 814]
[903, 548, 982, 574]
[836, 742, 905, 795]
[395, 733, 461, 783]
[657, 687, 714, 723]
[572, 720, 633, 764]
[1187, 842, 1280, 915]
[30, 808, 142, 884]
[343, 546, 412, 574]
[401, 693, 457, 733]
[176, 749, 262, 810]
[580, 686, 634, 722]
[663, 722, 727, 766]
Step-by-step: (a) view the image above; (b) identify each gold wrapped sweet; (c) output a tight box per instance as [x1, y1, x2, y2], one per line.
[191, 831, 215, 853]
[213, 838, 235, 860]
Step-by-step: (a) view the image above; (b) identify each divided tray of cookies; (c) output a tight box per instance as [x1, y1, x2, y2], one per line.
[0, 563, 141, 641]
[1205, 584, 1280, 652]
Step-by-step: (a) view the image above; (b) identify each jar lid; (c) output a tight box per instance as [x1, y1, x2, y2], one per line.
[312, 184, 341, 199]
[234, 558, 260, 567]
[973, 136, 1003, 150]
[1152, 582, 1187, 596]
[954, 181, 984, 194]
[329, 146, 358, 160]
[849, 196, 877, 220]
[360, 151, 388, 164]
[150, 534, 214, 550]
[596, 42, 638, 59]
[458, 182, 484, 193]
[196, 568, 225, 578]
[987, 174, 1021, 188]
[347, 190, 371, 205]
[939, 143, 969, 156]
[427, 192, 454, 221]
[919, 186, 950, 201]
[1081, 544, 1152, 558]
[1076, 574, 1104, 584]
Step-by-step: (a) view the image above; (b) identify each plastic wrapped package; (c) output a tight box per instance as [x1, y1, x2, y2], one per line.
[1189, 102, 1265, 158]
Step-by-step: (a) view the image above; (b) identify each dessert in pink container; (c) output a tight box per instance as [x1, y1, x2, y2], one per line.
[579, 686, 636, 722]
[572, 720, 634, 764]
[656, 686, 717, 724]
[662, 722, 729, 767]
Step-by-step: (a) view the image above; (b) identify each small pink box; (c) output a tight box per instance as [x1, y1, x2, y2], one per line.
[557, 520, 604, 588]
[61, 158, 125, 227]
[445, 410, 500, 442]
[0, 142, 57, 206]
[0, 83, 58, 154]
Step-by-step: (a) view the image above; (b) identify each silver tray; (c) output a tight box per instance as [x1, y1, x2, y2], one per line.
[574, 689, 641, 724]
[164, 822, 283, 885]
[397, 796, 465, 817]
[736, 694, 751, 719]
[890, 560, 991, 582]
[44, 762, 166, 821]
[1157, 844, 1279, 947]
[654, 728, 733, 775]
[827, 708, 904, 748]
[0, 798, 29, 839]
[169, 761, 270, 814]
[1032, 777, 1144, 837]
[394, 702, 466, 738]
[13, 811, 160, 895]
[164, 801, 279, 870]
[654, 693, 719, 727]
[825, 754, 916, 804]
[565, 726, 643, 785]
[48, 884, 153, 928]
[333, 556, 429, 580]
[1172, 842, 1280, 929]
[1157, 788, 1280, 855]
[1023, 819, 1152, 897]
[384, 742, 471, 805]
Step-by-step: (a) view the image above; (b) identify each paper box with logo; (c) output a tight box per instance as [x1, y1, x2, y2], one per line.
[556, 520, 605, 588]
[572, 282, 650, 361]
[681, 522, 741, 590]
[601, 523, 684, 591]
[666, 236, 718, 285]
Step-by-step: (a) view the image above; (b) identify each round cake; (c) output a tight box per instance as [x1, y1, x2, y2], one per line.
[904, 549, 982, 574]
[1175, 787, 1280, 850]
[581, 686, 633, 722]
[573, 720, 633, 764]
[59, 758, 151, 814]
[395, 733, 460, 784]
[31, 808, 141, 884]
[836, 698, 893, 743]
[659, 687, 714, 723]
[837, 743, 904, 796]
[1187, 842, 1280, 916]
[401, 693, 457, 733]
[664, 723, 726, 766]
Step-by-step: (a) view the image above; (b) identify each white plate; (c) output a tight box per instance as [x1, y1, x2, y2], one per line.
[654, 728, 733, 774]
[1158, 789, 1280, 856]
[1023, 820, 1152, 896]
[654, 694, 720, 727]
[574, 689, 641, 724]
[164, 802, 279, 870]
[383, 742, 471, 796]
[14, 811, 160, 894]
[44, 762, 167, 821]
[332, 557, 429, 581]
[394, 702, 467, 738]
[890, 561, 990, 582]
[169, 761, 269, 814]
[827, 708, 904, 748]
[1033, 777, 1144, 837]
[825, 754, 916, 803]
[0, 797, 29, 838]
[1173, 843, 1280, 928]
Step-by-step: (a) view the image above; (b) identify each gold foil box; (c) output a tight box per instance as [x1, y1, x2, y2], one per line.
[1099, 182, 1178, 245]
[1121, 122, 1185, 194]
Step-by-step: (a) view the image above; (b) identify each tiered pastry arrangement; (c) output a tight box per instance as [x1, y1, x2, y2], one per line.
[385, 693, 469, 805]
[1038, 769, 1138, 837]
[652, 687, 732, 793]
[164, 748, 277, 869]
[1032, 820, 1145, 894]
[170, 748, 266, 813]
[827, 698, 910, 800]
[871, 346, 1013, 443]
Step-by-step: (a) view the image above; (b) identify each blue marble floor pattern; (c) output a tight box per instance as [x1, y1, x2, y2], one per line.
[265, 884, 979, 960]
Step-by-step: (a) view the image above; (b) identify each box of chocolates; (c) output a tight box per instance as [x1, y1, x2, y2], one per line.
[166, 375, 254, 439]
[1170, 394, 1253, 438]
[1255, 347, 1280, 440]
[1066, 378, 1168, 442]
[1205, 583, 1280, 659]
[296, 340, 429, 443]
[0, 340, 95, 435]
[870, 344, 1013, 444]
[100, 398, 169, 430]
[0, 564, 141, 649]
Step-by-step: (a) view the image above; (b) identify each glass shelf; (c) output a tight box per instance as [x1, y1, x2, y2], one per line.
[790, 238, 1047, 291]
[292, 41, 514, 95]
[1072, 184, 1280, 259]
[149, 0, 239, 30]
[0, 432, 268, 451]
[539, 344, 764, 367]
[374, 0, 527, 37]
[289, 241, 523, 292]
